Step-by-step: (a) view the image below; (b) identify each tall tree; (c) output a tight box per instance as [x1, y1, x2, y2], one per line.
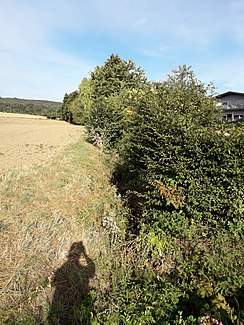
[87, 54, 148, 148]
[90, 54, 147, 99]
[61, 91, 78, 123]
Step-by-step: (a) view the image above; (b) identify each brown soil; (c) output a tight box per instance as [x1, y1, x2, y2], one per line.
[0, 113, 84, 172]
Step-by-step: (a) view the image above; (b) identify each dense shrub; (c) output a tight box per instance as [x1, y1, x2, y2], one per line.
[62, 57, 243, 324]
[112, 66, 244, 323]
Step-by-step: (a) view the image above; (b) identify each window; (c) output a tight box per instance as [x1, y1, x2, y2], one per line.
[234, 115, 244, 121]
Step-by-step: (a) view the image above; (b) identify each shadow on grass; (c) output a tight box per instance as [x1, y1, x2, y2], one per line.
[48, 241, 95, 325]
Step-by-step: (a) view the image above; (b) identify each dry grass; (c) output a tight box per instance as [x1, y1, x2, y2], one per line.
[0, 133, 124, 323]
[0, 113, 83, 171]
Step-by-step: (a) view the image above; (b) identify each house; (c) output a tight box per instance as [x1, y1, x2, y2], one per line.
[216, 91, 244, 122]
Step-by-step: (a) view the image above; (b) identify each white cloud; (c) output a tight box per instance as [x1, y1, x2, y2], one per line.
[134, 18, 148, 27]
[140, 45, 173, 58]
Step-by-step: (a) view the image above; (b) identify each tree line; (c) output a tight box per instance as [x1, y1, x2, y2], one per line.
[0, 97, 62, 117]
[62, 54, 243, 324]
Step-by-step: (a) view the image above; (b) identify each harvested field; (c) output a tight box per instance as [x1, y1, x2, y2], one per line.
[0, 113, 84, 171]
[0, 113, 123, 323]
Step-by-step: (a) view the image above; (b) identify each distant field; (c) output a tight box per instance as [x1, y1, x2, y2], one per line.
[0, 112, 46, 119]
[0, 112, 84, 171]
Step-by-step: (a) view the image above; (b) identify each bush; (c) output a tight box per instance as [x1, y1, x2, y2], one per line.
[62, 59, 243, 324]
[113, 66, 244, 324]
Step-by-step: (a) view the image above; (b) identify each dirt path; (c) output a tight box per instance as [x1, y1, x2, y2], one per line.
[0, 113, 84, 171]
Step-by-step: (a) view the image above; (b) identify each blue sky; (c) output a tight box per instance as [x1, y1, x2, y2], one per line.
[0, 0, 244, 101]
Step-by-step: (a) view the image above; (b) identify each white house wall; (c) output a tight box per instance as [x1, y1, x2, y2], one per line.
[216, 92, 244, 121]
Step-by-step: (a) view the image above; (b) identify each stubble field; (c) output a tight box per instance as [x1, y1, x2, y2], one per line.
[0, 113, 122, 323]
[0, 113, 84, 171]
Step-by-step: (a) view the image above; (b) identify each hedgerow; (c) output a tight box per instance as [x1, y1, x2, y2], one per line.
[62, 56, 244, 324]
[112, 66, 244, 323]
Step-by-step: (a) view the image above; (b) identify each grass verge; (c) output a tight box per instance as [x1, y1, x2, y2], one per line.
[0, 134, 127, 324]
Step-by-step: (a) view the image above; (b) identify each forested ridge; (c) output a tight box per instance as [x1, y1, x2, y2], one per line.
[60, 54, 244, 324]
[0, 97, 62, 117]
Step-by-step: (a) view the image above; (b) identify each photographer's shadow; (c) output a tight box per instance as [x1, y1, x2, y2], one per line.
[48, 241, 95, 324]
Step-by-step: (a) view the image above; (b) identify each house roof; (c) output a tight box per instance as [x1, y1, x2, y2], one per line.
[216, 91, 244, 99]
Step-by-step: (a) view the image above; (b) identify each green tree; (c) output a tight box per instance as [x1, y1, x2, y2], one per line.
[61, 91, 78, 123]
[76, 77, 93, 125]
[90, 54, 147, 98]
[87, 54, 148, 148]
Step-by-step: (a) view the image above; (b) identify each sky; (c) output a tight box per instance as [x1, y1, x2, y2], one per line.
[0, 0, 244, 101]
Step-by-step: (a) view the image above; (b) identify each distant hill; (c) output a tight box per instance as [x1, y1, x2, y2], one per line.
[0, 97, 62, 117]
